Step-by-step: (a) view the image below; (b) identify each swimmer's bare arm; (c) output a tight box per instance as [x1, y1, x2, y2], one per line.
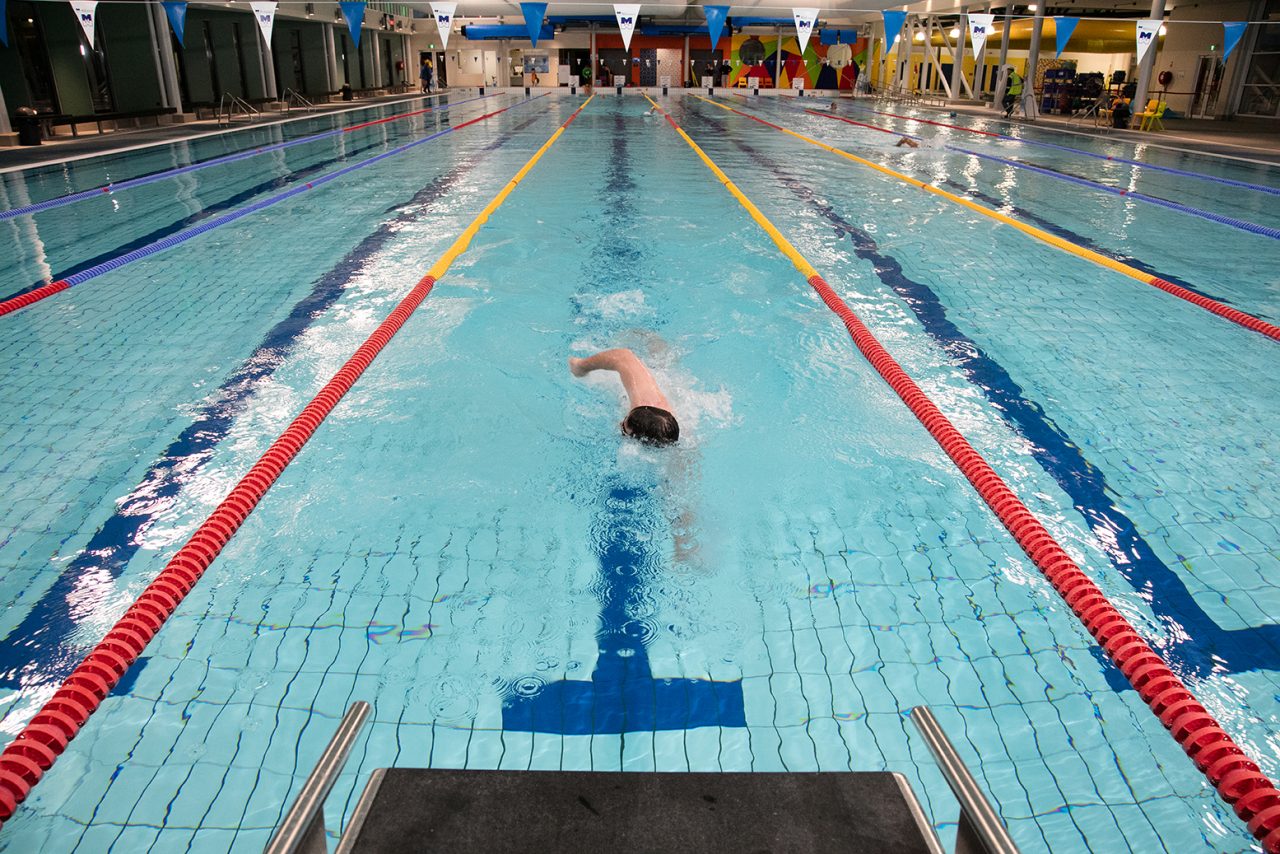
[569, 349, 674, 413]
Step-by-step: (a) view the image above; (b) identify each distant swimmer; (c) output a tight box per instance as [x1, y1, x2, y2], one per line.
[570, 348, 680, 445]
[827, 101, 838, 112]
[895, 137, 920, 148]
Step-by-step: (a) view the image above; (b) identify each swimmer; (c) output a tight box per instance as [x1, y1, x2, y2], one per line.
[827, 100, 838, 112]
[895, 137, 919, 148]
[570, 348, 680, 445]
[645, 107, 658, 116]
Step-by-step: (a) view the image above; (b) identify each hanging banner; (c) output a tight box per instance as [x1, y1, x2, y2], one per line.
[0, 0, 9, 47]
[614, 4, 640, 50]
[1054, 16, 1079, 58]
[432, 2, 456, 49]
[249, 1, 277, 46]
[882, 10, 908, 53]
[70, 0, 98, 46]
[1135, 18, 1161, 65]
[1222, 21, 1247, 61]
[520, 2, 547, 46]
[968, 13, 994, 60]
[339, 1, 365, 47]
[704, 4, 729, 49]
[161, 1, 187, 45]
[792, 7, 819, 55]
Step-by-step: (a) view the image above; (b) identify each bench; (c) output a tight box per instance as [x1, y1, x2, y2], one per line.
[38, 107, 177, 138]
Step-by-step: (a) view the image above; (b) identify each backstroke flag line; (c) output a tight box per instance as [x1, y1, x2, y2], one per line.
[340, 1, 365, 47]
[433, 2, 457, 49]
[1222, 21, 1247, 60]
[521, 2, 547, 46]
[70, 0, 98, 45]
[1054, 16, 1079, 58]
[704, 4, 729, 49]
[1136, 18, 1161, 65]
[882, 10, 908, 53]
[614, 4, 640, 50]
[793, 7, 819, 54]
[250, 2, 277, 46]
[161, 1, 187, 45]
[968, 13, 994, 60]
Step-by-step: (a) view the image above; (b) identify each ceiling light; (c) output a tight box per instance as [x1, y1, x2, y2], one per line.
[914, 31, 925, 41]
[1158, 24, 1167, 35]
[949, 27, 960, 38]
[1027, 4, 1037, 10]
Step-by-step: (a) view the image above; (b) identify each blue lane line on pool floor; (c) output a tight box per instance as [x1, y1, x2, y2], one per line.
[0, 94, 489, 223]
[0, 95, 545, 313]
[683, 104, 1280, 680]
[0, 110, 549, 694]
[505, 110, 745, 735]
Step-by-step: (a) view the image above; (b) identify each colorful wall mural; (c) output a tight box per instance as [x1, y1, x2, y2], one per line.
[728, 33, 869, 90]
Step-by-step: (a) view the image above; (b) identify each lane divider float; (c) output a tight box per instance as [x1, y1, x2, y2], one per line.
[837, 98, 1280, 198]
[0, 95, 546, 320]
[796, 106, 1280, 241]
[0, 93, 494, 223]
[647, 93, 1280, 853]
[698, 96, 1280, 343]
[0, 94, 594, 830]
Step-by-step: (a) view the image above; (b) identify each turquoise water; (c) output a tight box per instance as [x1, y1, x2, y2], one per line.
[0, 92, 1278, 852]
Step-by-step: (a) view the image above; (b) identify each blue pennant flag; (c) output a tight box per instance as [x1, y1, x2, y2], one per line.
[1222, 21, 1247, 60]
[340, 1, 366, 48]
[704, 5, 729, 49]
[520, 2, 547, 45]
[1054, 16, 1078, 58]
[0, 0, 9, 47]
[161, 1, 187, 45]
[882, 10, 908, 53]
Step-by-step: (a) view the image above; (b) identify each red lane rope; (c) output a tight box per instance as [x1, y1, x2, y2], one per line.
[0, 96, 591, 830]
[0, 282, 70, 318]
[873, 108, 1003, 136]
[802, 271, 1280, 852]
[654, 99, 1280, 852]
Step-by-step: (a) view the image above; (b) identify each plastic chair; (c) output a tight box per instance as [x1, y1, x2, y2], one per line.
[1138, 99, 1167, 131]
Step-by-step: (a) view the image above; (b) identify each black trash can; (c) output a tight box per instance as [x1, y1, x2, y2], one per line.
[340, 83, 354, 101]
[15, 107, 42, 146]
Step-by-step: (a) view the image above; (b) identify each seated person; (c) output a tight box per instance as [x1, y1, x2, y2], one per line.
[570, 349, 679, 445]
[1110, 96, 1132, 128]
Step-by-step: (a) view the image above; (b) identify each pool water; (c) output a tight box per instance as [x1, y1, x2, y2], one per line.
[1, 92, 1277, 853]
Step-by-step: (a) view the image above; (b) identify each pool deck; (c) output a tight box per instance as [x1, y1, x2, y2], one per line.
[0, 89, 444, 173]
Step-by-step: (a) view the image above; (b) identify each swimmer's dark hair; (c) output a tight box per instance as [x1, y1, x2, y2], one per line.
[623, 406, 679, 446]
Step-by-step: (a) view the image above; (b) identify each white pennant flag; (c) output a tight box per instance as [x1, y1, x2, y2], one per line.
[614, 4, 640, 50]
[432, 2, 457, 49]
[967, 13, 994, 61]
[250, 2, 277, 45]
[1135, 19, 1161, 64]
[70, 0, 98, 45]
[792, 7, 819, 54]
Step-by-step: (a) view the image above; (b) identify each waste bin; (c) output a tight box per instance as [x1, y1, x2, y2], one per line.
[340, 84, 354, 102]
[15, 106, 41, 146]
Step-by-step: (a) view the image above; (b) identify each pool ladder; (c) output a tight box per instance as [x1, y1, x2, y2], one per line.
[264, 703, 1019, 854]
[280, 89, 317, 114]
[217, 93, 260, 126]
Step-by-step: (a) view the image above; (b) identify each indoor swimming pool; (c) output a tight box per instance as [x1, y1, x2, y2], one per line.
[1, 90, 1278, 852]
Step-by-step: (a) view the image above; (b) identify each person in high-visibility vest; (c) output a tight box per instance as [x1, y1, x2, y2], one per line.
[1003, 69, 1024, 117]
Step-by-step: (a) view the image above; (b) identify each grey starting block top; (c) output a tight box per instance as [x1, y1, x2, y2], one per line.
[340, 769, 942, 853]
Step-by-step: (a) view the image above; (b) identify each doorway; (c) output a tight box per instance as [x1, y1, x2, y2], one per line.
[1188, 54, 1224, 119]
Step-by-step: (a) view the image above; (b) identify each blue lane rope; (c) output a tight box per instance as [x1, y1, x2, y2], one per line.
[55, 95, 546, 290]
[752, 96, 1280, 241]
[0, 94, 494, 223]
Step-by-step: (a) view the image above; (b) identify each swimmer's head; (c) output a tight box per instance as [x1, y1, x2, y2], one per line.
[621, 405, 679, 446]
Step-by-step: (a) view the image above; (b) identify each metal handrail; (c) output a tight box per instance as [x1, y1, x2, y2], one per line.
[265, 702, 372, 854]
[218, 93, 260, 126]
[280, 88, 316, 113]
[911, 706, 1020, 854]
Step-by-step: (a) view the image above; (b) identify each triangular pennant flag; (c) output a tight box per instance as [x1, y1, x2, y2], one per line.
[968, 13, 994, 61]
[1222, 21, 1247, 60]
[520, 2, 547, 46]
[0, 0, 9, 47]
[704, 5, 729, 49]
[340, 1, 365, 48]
[249, 1, 277, 46]
[1135, 18, 1161, 65]
[1054, 16, 1079, 58]
[792, 7, 818, 55]
[882, 10, 908, 53]
[161, 1, 187, 45]
[70, 0, 98, 46]
[432, 2, 456, 49]
[614, 4, 640, 51]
